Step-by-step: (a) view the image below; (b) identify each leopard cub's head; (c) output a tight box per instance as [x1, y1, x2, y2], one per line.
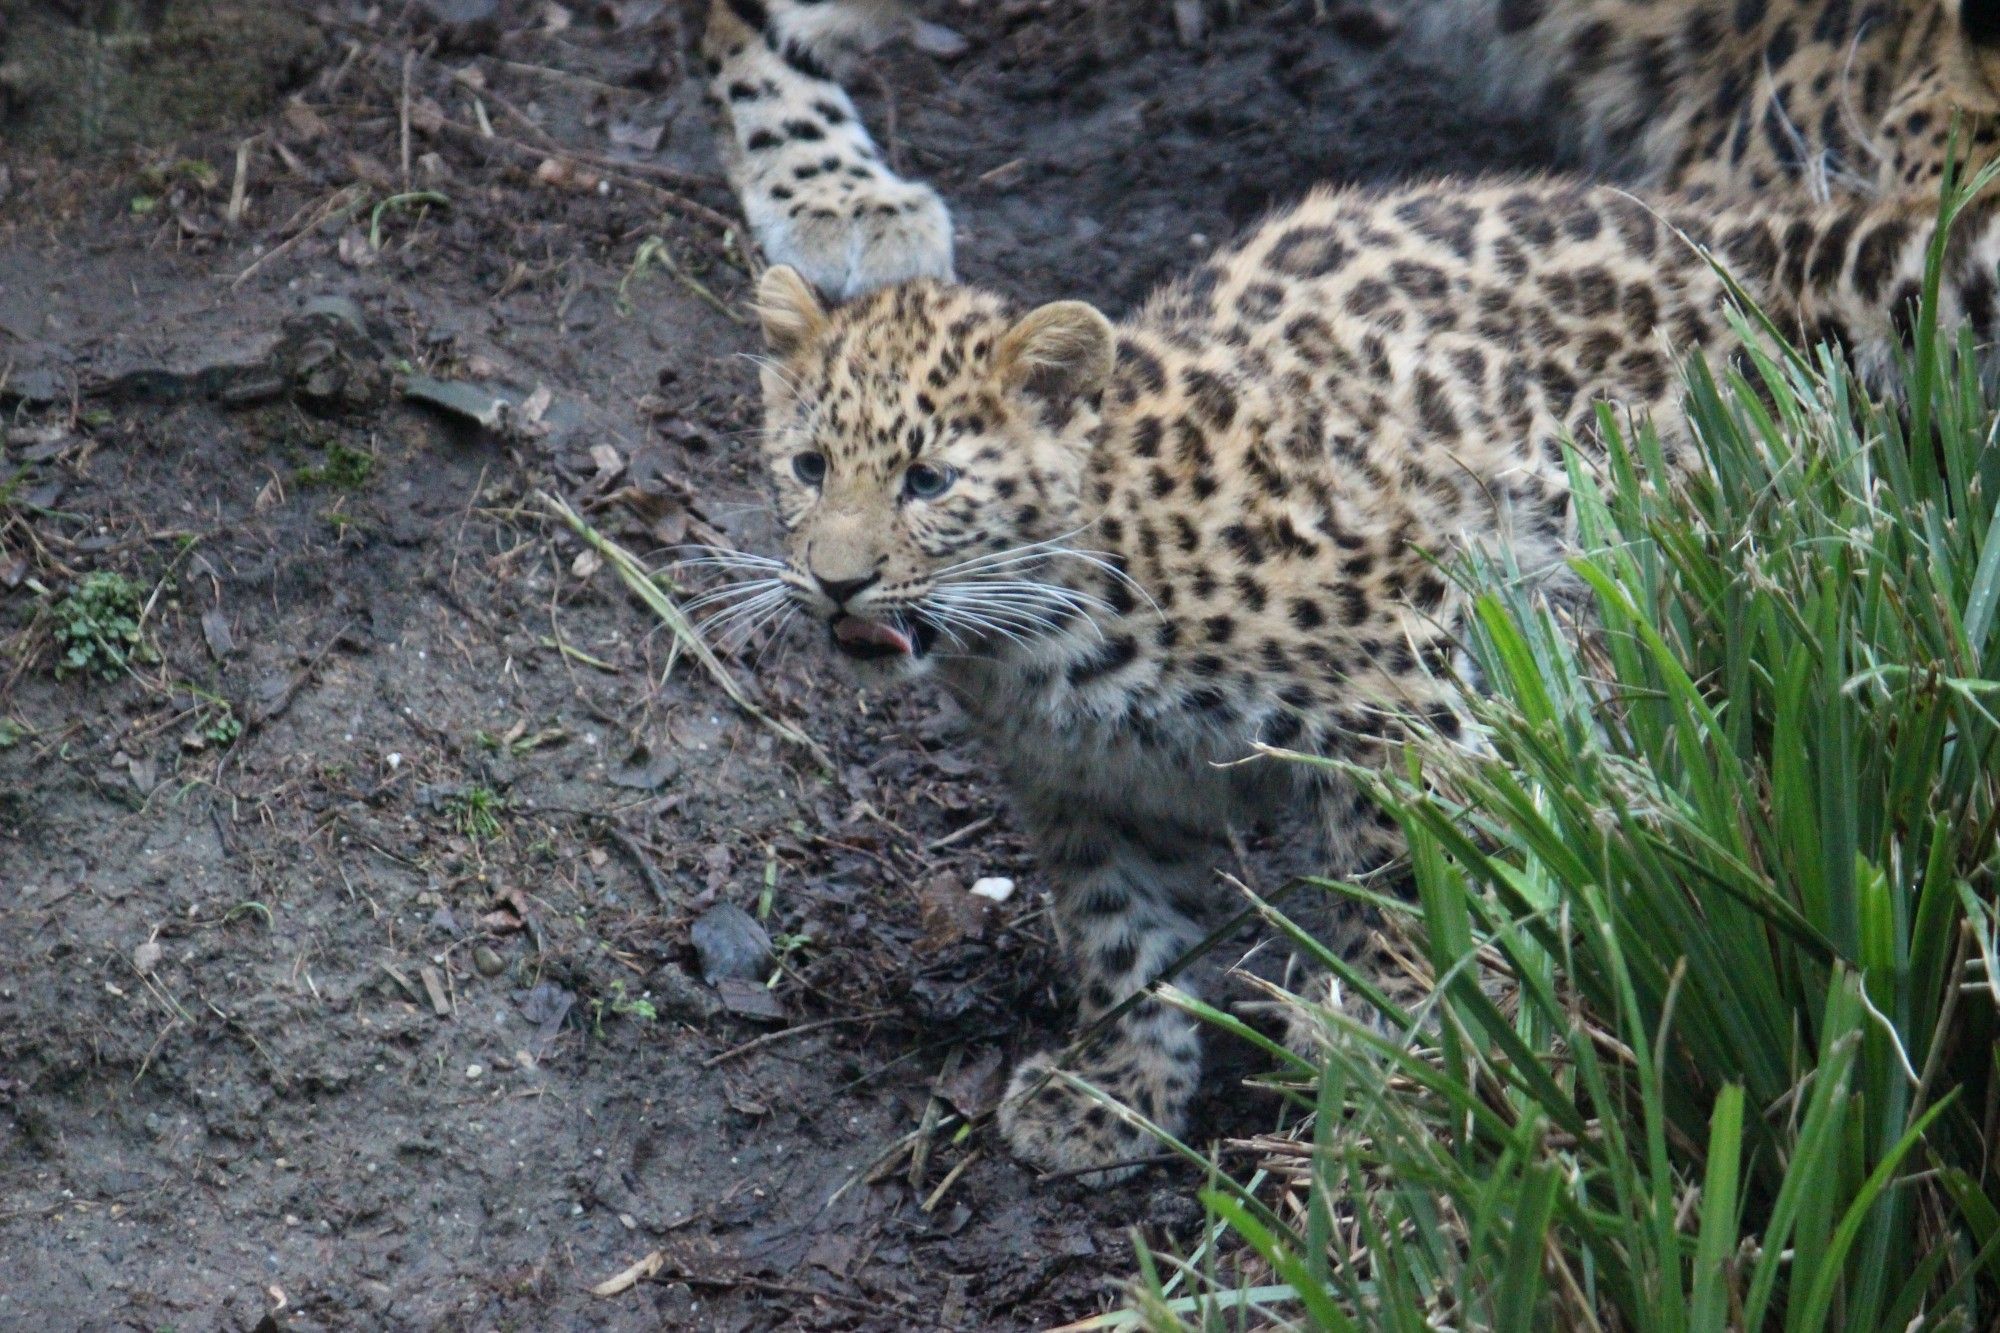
[751, 267, 1113, 681]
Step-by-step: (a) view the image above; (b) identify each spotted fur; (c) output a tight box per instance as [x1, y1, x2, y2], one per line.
[1407, 0, 2000, 197]
[727, 174, 2000, 1176]
[700, 0, 953, 298]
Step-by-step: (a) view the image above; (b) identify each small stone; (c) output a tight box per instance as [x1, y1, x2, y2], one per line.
[690, 903, 771, 985]
[472, 946, 505, 977]
[465, 1063, 485, 1081]
[911, 20, 970, 58]
[969, 876, 1016, 903]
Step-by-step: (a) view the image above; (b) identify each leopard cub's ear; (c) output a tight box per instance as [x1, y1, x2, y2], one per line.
[756, 266, 830, 360]
[996, 300, 1114, 409]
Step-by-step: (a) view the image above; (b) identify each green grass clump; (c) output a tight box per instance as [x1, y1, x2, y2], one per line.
[444, 785, 505, 842]
[52, 570, 154, 679]
[1123, 184, 2000, 1329]
[293, 441, 375, 490]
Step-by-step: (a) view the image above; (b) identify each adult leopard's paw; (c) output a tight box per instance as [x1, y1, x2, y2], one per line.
[750, 177, 954, 302]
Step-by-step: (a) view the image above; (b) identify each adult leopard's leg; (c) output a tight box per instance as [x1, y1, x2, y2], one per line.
[997, 800, 1217, 1181]
[700, 0, 953, 299]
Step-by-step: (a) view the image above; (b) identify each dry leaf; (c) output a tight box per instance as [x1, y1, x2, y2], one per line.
[588, 442, 624, 483]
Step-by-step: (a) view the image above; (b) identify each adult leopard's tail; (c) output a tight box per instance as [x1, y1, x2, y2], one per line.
[701, 0, 954, 300]
[1711, 188, 2000, 389]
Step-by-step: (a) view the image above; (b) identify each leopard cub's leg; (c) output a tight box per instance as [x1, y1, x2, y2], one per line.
[701, 0, 953, 299]
[998, 805, 1216, 1181]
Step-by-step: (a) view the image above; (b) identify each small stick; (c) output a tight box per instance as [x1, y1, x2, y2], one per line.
[231, 184, 365, 288]
[400, 48, 416, 191]
[1035, 1152, 1178, 1184]
[700, 1008, 894, 1068]
[920, 1150, 981, 1212]
[458, 71, 565, 153]
[601, 824, 675, 907]
[925, 813, 995, 852]
[227, 135, 258, 226]
[424, 118, 735, 232]
[908, 1045, 961, 1190]
[490, 58, 640, 97]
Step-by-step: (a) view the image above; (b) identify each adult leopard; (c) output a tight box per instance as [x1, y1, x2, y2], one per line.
[697, 0, 2000, 301]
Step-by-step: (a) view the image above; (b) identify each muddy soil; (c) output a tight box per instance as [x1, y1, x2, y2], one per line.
[0, 3, 1542, 1328]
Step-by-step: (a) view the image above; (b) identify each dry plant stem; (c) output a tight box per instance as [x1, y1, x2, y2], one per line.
[538, 491, 832, 771]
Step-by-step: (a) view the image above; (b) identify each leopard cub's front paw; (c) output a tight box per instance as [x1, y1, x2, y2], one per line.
[996, 1043, 1197, 1182]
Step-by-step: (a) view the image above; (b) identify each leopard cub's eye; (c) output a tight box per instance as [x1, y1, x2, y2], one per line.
[792, 451, 828, 485]
[903, 462, 956, 500]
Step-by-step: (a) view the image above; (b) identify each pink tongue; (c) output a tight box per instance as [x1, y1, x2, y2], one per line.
[834, 617, 914, 654]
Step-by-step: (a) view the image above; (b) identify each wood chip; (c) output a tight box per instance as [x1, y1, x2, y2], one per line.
[419, 965, 452, 1017]
[714, 977, 786, 1023]
[591, 1248, 664, 1297]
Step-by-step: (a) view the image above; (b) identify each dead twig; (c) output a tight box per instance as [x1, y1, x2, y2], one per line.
[227, 134, 259, 226]
[1035, 1151, 1180, 1184]
[921, 1150, 981, 1212]
[701, 1008, 895, 1068]
[602, 825, 675, 907]
[424, 117, 735, 233]
[908, 1045, 960, 1190]
[925, 813, 995, 852]
[400, 48, 416, 190]
[231, 184, 366, 288]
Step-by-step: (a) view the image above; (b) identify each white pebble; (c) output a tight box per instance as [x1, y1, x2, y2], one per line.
[465, 1064, 485, 1081]
[970, 876, 1016, 903]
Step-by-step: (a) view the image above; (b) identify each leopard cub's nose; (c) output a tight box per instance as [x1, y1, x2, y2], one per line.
[813, 571, 880, 607]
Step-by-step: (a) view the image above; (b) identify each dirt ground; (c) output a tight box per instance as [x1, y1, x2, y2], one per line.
[0, 3, 1543, 1328]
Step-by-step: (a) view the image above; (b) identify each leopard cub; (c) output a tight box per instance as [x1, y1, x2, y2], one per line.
[734, 174, 1997, 1176]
